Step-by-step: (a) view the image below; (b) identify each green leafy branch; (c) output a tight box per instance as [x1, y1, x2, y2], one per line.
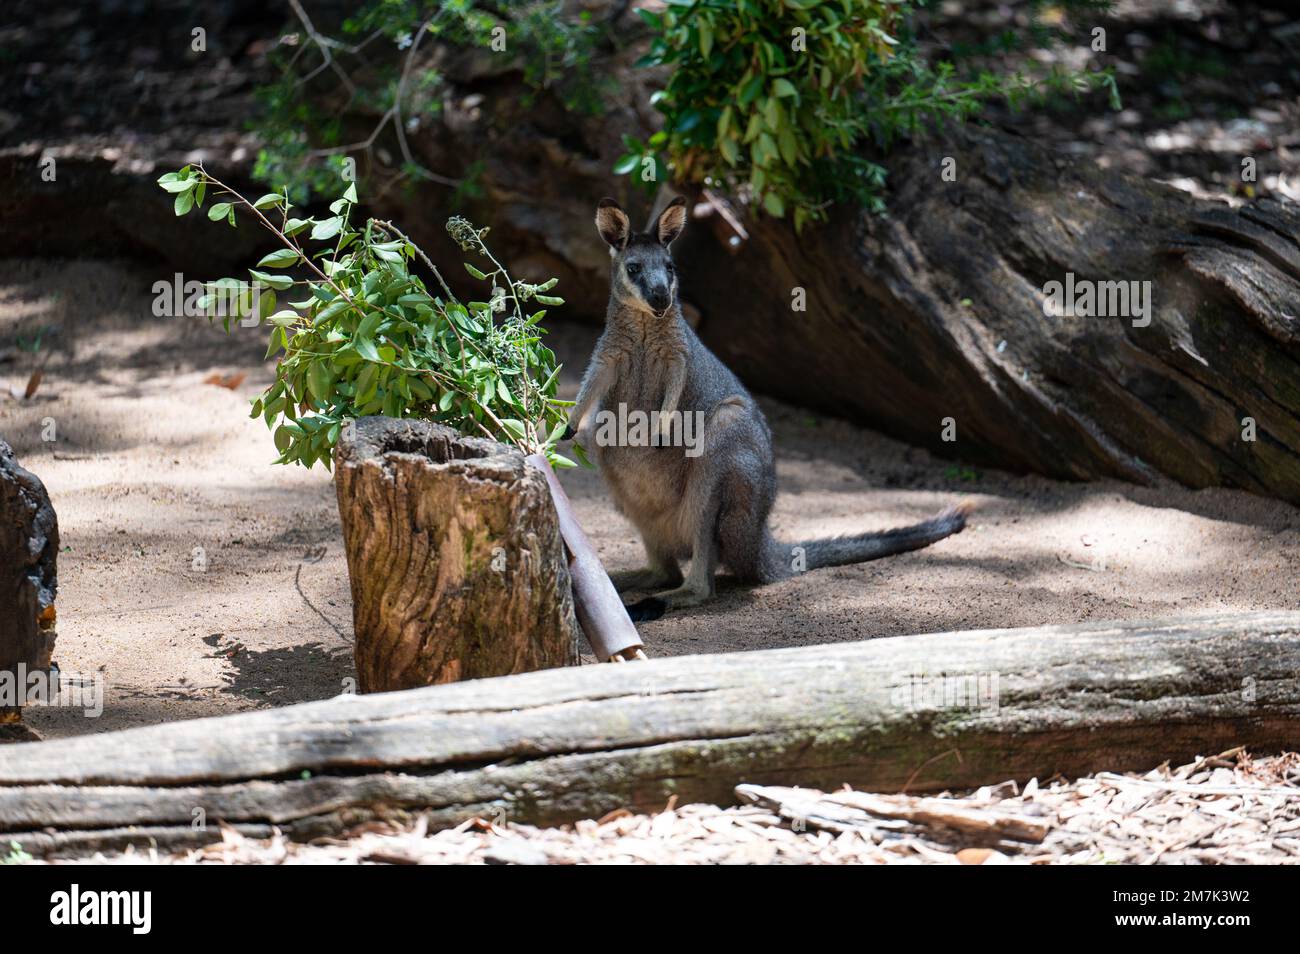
[254, 0, 609, 201]
[157, 164, 576, 470]
[624, 0, 1121, 228]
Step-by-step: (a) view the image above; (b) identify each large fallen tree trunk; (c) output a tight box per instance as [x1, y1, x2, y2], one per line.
[680, 125, 1300, 502]
[0, 440, 58, 742]
[1, 610, 1297, 857]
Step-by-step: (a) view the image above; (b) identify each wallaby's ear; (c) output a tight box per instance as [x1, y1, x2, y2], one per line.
[595, 197, 630, 250]
[656, 196, 688, 247]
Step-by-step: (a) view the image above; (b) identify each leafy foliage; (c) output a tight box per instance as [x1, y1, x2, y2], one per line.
[158, 166, 574, 470]
[2, 841, 31, 865]
[253, 1, 1118, 228]
[254, 1, 609, 201]
[626, 0, 1120, 228]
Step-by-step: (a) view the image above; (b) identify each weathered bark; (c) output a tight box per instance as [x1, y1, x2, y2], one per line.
[680, 126, 1300, 502]
[1, 610, 1296, 857]
[334, 417, 579, 692]
[0, 440, 58, 732]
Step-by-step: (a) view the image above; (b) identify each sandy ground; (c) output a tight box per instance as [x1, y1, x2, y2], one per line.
[3, 257, 1300, 740]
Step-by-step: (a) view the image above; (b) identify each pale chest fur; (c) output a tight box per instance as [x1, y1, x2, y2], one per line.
[587, 312, 696, 543]
[602, 322, 687, 412]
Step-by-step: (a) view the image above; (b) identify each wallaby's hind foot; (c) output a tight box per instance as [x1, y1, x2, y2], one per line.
[625, 581, 712, 622]
[609, 564, 683, 593]
[625, 596, 667, 623]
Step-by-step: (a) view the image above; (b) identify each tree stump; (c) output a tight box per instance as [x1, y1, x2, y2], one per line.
[334, 417, 580, 692]
[0, 440, 58, 739]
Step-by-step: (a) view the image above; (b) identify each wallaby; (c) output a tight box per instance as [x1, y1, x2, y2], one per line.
[568, 195, 969, 622]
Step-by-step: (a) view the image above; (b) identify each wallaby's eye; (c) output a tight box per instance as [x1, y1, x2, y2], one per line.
[666, 261, 675, 274]
[626, 262, 641, 277]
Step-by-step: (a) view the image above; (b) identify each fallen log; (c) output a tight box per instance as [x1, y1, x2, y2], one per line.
[334, 417, 580, 691]
[680, 125, 1300, 502]
[0, 440, 58, 736]
[1, 610, 1297, 857]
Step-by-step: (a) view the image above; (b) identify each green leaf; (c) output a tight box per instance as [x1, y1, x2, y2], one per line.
[174, 191, 194, 216]
[773, 78, 798, 99]
[258, 249, 301, 269]
[353, 336, 381, 363]
[719, 135, 739, 165]
[315, 297, 351, 325]
[764, 97, 781, 130]
[777, 124, 799, 166]
[464, 263, 488, 280]
[355, 363, 379, 405]
[253, 193, 284, 210]
[157, 173, 196, 193]
[248, 269, 294, 291]
[306, 361, 332, 402]
[311, 216, 343, 241]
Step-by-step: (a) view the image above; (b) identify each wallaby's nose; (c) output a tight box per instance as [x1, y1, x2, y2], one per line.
[649, 285, 670, 313]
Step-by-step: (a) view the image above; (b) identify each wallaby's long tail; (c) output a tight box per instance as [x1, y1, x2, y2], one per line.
[780, 502, 971, 574]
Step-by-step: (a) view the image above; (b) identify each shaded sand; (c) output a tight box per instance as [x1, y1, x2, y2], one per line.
[2, 258, 1298, 739]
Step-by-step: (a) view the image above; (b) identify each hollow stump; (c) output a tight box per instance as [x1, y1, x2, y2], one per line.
[334, 417, 579, 692]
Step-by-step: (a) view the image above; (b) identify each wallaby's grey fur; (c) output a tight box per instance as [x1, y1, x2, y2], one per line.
[569, 195, 969, 621]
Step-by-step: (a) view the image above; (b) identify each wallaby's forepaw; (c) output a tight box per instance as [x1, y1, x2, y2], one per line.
[624, 596, 667, 623]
